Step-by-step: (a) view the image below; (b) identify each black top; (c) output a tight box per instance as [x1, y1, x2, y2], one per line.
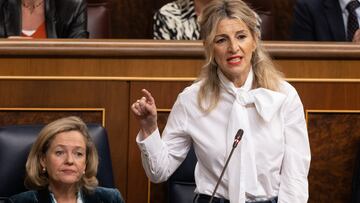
[6, 187, 124, 203]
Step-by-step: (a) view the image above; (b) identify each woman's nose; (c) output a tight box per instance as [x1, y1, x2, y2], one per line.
[228, 40, 239, 53]
[65, 153, 74, 164]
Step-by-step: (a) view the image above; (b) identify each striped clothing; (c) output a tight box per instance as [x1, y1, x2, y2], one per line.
[153, 0, 200, 40]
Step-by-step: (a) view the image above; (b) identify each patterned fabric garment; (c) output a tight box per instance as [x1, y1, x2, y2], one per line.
[153, 0, 200, 40]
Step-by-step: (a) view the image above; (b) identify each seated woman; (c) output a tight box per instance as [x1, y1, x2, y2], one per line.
[153, 0, 262, 40]
[153, 0, 212, 40]
[0, 0, 88, 38]
[6, 116, 124, 203]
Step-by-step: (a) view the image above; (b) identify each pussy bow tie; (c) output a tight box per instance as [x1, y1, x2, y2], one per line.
[232, 87, 286, 122]
[226, 87, 286, 203]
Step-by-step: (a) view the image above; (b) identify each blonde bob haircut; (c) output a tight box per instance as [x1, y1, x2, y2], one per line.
[197, 0, 283, 113]
[25, 116, 99, 192]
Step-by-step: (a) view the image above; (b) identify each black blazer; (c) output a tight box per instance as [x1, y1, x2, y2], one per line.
[6, 187, 124, 203]
[0, 0, 88, 38]
[291, 0, 347, 41]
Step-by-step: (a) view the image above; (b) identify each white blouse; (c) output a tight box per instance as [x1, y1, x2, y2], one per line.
[137, 69, 311, 203]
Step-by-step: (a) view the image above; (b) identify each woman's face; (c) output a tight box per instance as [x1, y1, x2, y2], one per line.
[213, 18, 256, 87]
[41, 131, 87, 187]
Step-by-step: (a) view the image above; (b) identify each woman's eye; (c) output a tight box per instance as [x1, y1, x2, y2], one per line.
[75, 152, 84, 157]
[237, 34, 246, 40]
[215, 38, 226, 44]
[55, 151, 64, 156]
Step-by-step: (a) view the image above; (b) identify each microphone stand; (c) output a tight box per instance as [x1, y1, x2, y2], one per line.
[209, 129, 243, 203]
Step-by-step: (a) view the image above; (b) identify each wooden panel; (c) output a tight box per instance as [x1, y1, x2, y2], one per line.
[292, 82, 360, 110]
[0, 110, 103, 126]
[0, 40, 359, 80]
[0, 58, 203, 78]
[276, 59, 360, 79]
[1, 40, 360, 59]
[307, 112, 360, 202]
[0, 58, 359, 79]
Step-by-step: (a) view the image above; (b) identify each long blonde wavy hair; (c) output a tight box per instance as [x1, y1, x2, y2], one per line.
[197, 0, 283, 113]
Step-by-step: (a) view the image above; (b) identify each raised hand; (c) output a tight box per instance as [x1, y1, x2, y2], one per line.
[131, 89, 158, 138]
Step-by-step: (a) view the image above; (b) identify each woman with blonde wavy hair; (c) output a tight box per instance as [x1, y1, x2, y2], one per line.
[7, 116, 124, 203]
[132, 0, 310, 202]
[197, 0, 281, 112]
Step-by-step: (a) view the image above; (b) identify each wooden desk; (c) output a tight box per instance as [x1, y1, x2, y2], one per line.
[0, 39, 359, 203]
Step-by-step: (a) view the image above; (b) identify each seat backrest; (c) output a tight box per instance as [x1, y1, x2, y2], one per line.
[243, 0, 274, 40]
[167, 146, 197, 203]
[0, 123, 114, 199]
[87, 0, 111, 38]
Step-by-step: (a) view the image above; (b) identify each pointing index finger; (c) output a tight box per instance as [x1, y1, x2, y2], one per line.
[141, 89, 155, 104]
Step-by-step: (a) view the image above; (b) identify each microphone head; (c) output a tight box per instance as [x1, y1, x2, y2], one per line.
[235, 129, 243, 140]
[233, 129, 243, 148]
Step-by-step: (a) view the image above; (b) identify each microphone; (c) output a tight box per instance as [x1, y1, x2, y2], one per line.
[209, 129, 244, 203]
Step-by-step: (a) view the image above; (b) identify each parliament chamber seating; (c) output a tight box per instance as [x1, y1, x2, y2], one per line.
[0, 123, 114, 201]
[87, 0, 111, 38]
[167, 146, 197, 203]
[243, 0, 274, 40]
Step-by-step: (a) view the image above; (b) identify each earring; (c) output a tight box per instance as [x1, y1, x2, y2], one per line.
[42, 167, 46, 173]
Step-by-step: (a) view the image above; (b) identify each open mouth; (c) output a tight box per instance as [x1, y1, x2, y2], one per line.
[227, 55, 242, 65]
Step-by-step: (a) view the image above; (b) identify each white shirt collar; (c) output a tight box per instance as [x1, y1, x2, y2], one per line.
[339, 0, 360, 13]
[49, 190, 83, 203]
